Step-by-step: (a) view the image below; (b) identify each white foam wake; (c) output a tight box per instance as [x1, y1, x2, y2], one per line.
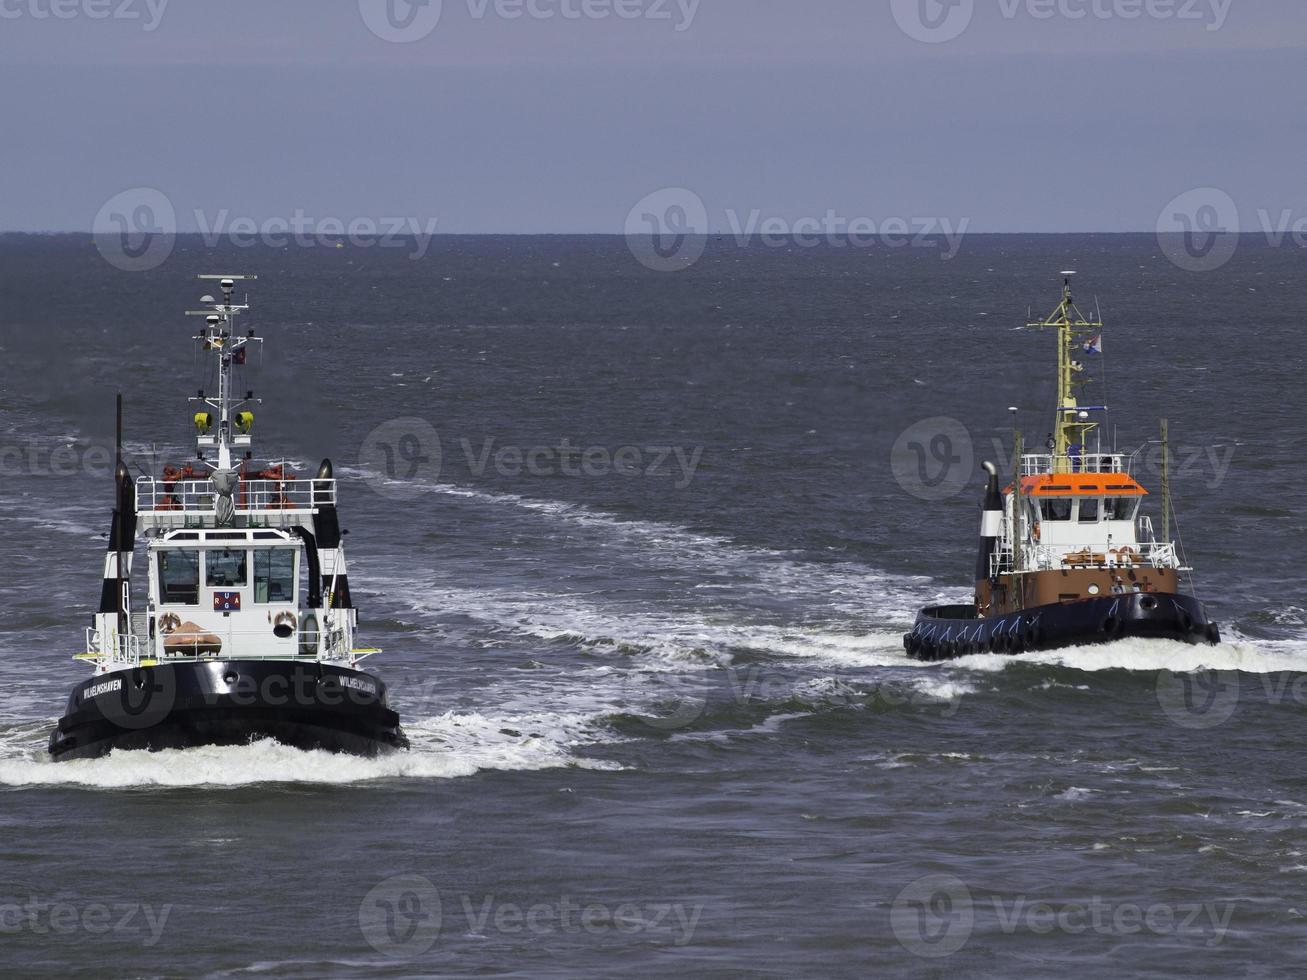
[953, 632, 1307, 675]
[0, 710, 618, 790]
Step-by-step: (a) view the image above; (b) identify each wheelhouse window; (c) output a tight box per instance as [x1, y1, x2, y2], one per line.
[1039, 499, 1073, 521]
[158, 550, 199, 605]
[254, 549, 296, 604]
[205, 549, 248, 587]
[1105, 497, 1138, 521]
[1078, 498, 1101, 523]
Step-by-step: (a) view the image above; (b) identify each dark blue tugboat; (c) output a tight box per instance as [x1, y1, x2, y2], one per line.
[50, 276, 407, 759]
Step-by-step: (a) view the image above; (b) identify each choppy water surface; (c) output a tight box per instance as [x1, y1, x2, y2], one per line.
[1, 234, 1305, 977]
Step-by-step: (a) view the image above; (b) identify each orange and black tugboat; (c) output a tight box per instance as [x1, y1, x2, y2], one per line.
[904, 273, 1221, 661]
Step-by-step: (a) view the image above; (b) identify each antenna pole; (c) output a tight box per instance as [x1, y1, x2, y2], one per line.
[1161, 418, 1171, 542]
[1013, 427, 1025, 608]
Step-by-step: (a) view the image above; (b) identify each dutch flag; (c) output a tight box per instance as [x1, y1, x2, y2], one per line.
[1083, 335, 1103, 354]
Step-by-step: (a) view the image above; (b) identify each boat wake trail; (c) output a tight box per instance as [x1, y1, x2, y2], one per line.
[952, 631, 1307, 675]
[0, 710, 618, 790]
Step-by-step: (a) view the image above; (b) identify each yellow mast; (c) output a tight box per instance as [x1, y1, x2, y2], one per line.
[1027, 272, 1103, 473]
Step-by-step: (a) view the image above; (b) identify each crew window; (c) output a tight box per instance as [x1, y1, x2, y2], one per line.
[205, 549, 248, 587]
[1105, 497, 1137, 521]
[1039, 499, 1073, 521]
[158, 550, 199, 605]
[254, 549, 296, 604]
[1078, 498, 1101, 523]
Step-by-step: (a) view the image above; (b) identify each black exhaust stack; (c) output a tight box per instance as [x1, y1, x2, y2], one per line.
[311, 458, 353, 609]
[974, 461, 1003, 583]
[98, 396, 136, 631]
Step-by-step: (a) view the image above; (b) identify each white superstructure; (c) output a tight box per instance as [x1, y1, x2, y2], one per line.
[84, 276, 374, 675]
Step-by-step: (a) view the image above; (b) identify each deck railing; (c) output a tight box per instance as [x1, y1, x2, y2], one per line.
[135, 477, 336, 521]
[85, 618, 355, 668]
[1020, 453, 1131, 476]
[988, 539, 1180, 577]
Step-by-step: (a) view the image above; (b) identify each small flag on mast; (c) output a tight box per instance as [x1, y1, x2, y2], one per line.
[1083, 335, 1103, 354]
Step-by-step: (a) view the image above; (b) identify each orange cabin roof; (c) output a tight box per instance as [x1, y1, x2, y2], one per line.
[1006, 473, 1149, 497]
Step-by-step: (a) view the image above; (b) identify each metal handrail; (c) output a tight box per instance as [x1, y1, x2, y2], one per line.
[1020, 453, 1131, 477]
[135, 477, 336, 515]
[86, 620, 355, 667]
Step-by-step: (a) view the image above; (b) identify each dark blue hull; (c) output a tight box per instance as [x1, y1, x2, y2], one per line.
[904, 592, 1220, 662]
[48, 660, 408, 761]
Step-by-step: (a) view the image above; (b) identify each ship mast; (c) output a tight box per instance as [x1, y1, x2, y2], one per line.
[185, 275, 262, 473]
[1027, 271, 1104, 473]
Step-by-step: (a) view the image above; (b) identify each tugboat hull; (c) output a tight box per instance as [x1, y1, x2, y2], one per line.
[904, 592, 1220, 663]
[48, 660, 408, 762]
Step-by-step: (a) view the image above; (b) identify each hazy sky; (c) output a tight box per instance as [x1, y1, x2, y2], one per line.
[2, 0, 1304, 232]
